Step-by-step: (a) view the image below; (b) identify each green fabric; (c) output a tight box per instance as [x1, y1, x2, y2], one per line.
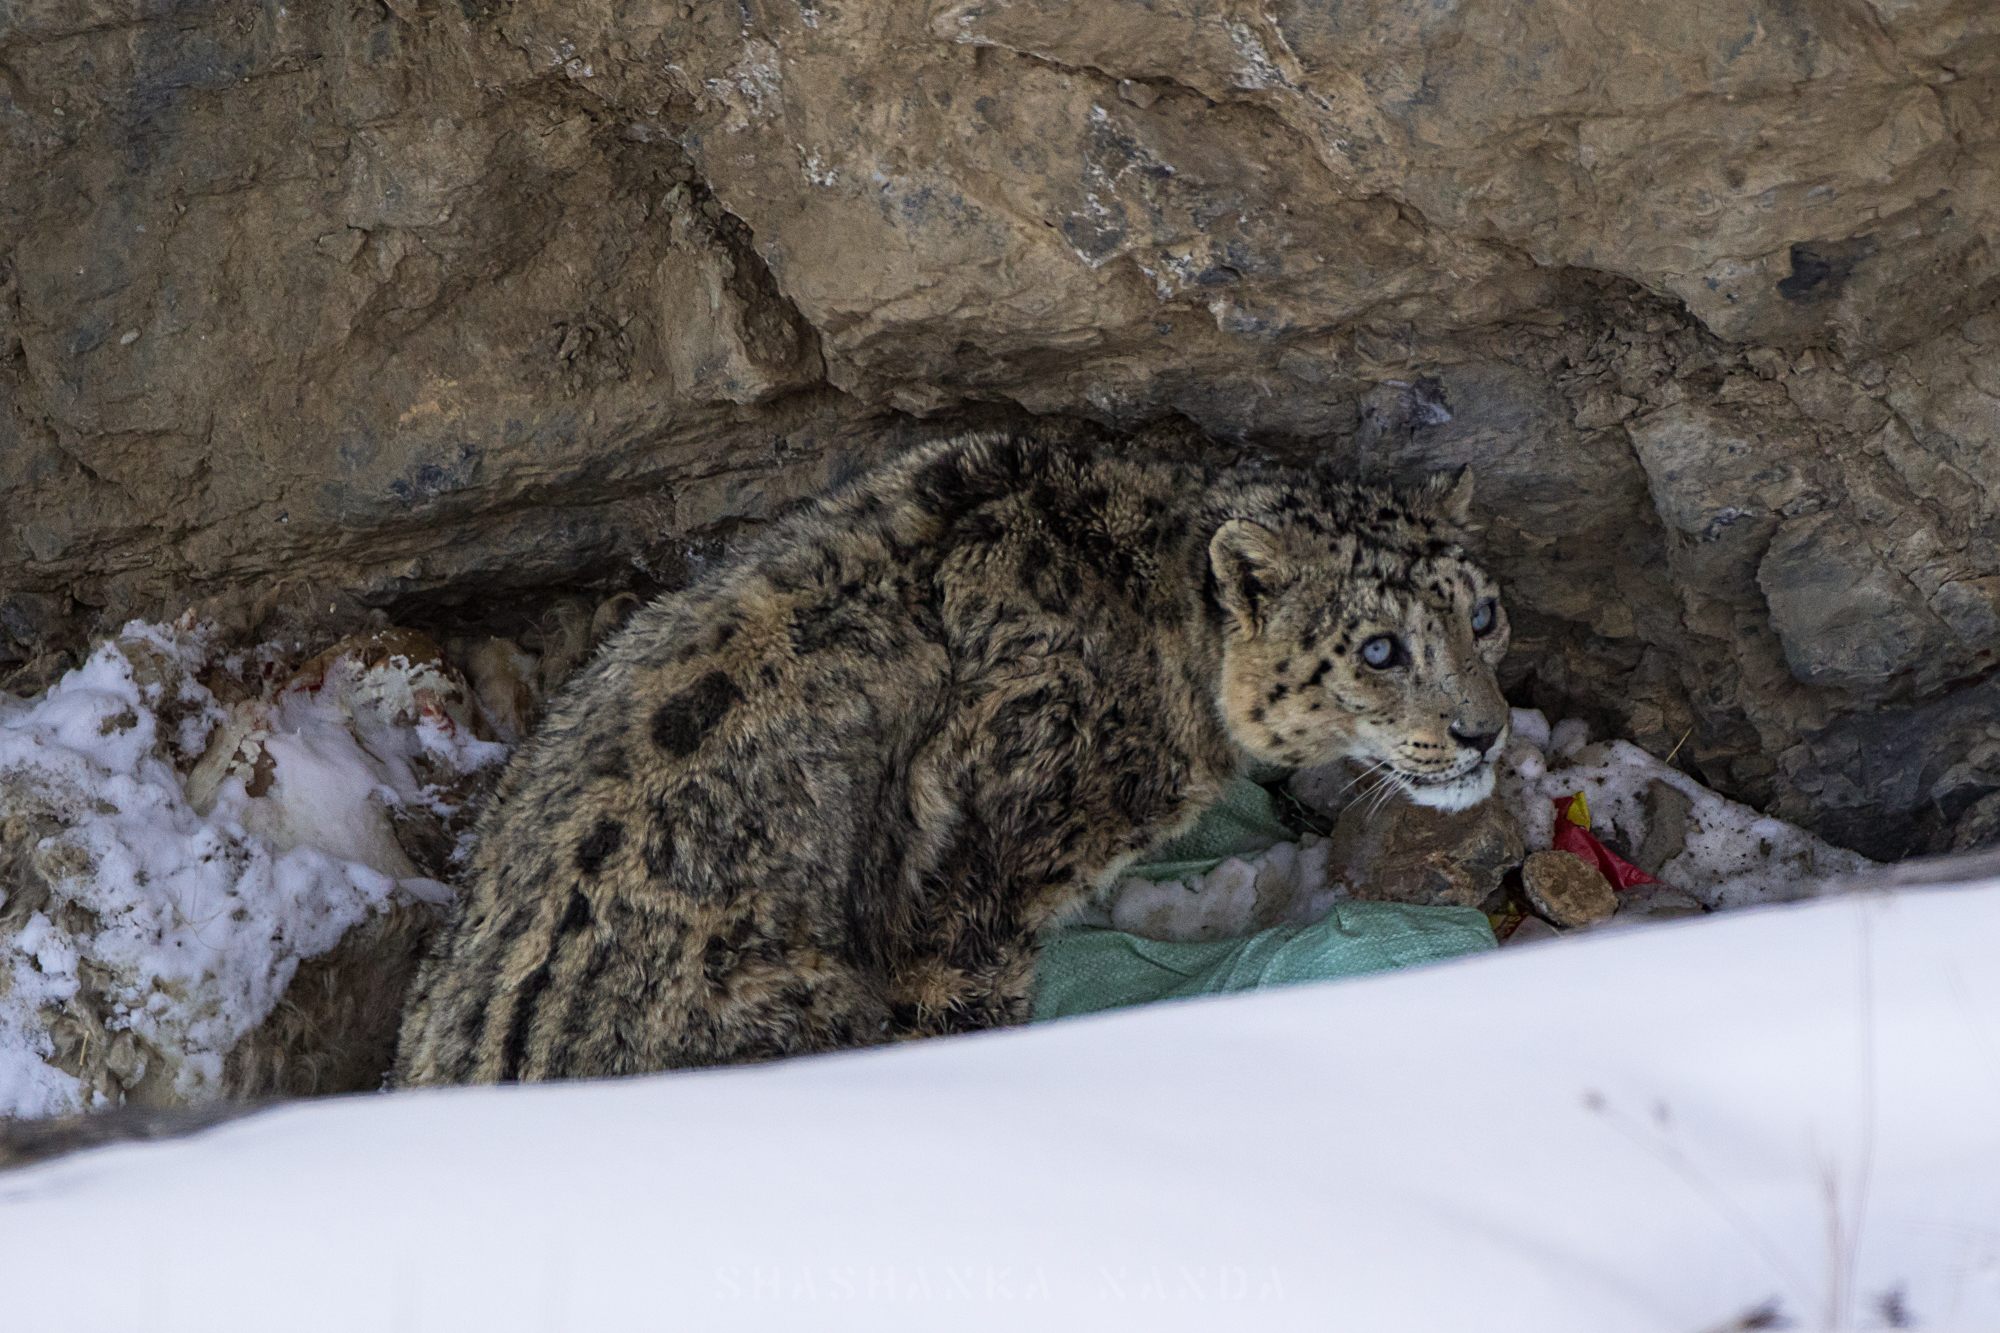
[1033, 901, 1497, 1021]
[1029, 774, 1494, 1021]
[1124, 777, 1295, 881]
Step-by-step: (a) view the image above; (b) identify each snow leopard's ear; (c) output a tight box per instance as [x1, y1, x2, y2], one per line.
[1209, 519, 1287, 634]
[1421, 467, 1476, 529]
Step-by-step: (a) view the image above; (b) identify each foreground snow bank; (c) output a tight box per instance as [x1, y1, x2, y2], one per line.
[3, 875, 1996, 1333]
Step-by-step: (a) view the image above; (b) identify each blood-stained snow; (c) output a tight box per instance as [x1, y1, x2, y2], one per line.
[0, 623, 501, 1117]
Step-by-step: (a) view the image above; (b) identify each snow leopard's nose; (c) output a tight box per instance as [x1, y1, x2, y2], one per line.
[1449, 724, 1500, 757]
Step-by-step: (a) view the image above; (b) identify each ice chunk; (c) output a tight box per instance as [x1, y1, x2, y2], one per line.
[1508, 708, 1551, 751]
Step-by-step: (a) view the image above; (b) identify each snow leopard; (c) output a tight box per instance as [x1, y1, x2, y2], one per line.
[391, 432, 1511, 1085]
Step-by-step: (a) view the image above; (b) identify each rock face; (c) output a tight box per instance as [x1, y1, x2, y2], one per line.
[5, 1, 2000, 856]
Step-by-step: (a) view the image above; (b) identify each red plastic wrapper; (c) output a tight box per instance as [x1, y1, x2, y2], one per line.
[1550, 794, 1658, 891]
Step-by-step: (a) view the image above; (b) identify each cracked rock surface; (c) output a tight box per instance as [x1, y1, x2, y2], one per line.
[4, 0, 2000, 856]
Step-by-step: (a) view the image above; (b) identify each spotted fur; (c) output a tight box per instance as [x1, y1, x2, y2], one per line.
[392, 434, 1509, 1084]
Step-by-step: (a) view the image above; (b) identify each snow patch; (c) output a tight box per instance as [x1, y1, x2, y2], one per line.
[1496, 710, 1873, 910]
[1089, 835, 1343, 942]
[0, 623, 506, 1118]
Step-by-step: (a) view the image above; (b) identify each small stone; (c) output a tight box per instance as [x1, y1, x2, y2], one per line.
[1950, 790, 2000, 853]
[1615, 884, 1707, 921]
[1503, 914, 1564, 947]
[1549, 717, 1591, 758]
[1743, 346, 1787, 378]
[1521, 849, 1618, 927]
[1634, 778, 1692, 872]
[105, 1031, 148, 1087]
[1117, 79, 1160, 109]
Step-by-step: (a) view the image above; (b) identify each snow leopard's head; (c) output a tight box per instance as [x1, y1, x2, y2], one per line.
[1208, 469, 1510, 813]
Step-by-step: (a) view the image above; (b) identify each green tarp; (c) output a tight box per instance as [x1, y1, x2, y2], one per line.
[1034, 901, 1497, 1020]
[1120, 776, 1297, 882]
[1032, 778, 1497, 1021]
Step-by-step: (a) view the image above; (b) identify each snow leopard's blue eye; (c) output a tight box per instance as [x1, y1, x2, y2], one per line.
[1360, 634, 1403, 669]
[1471, 598, 1498, 637]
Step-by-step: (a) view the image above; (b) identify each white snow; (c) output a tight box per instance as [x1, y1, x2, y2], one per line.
[0, 623, 503, 1117]
[187, 639, 506, 882]
[1549, 714, 1593, 759]
[0, 917, 83, 1120]
[3, 878, 1996, 1332]
[1086, 836, 1345, 942]
[1497, 709, 1874, 909]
